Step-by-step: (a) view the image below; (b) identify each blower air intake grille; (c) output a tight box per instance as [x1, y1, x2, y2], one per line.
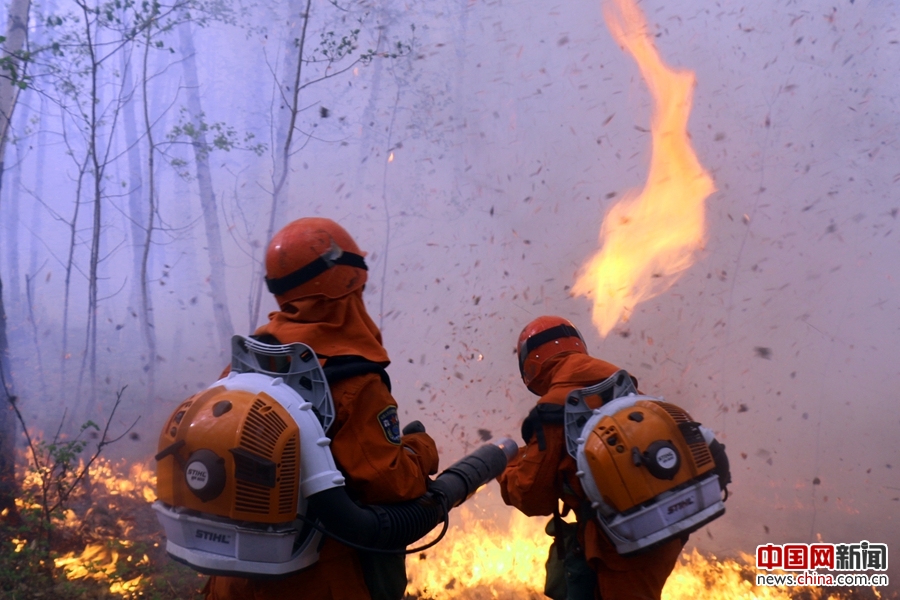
[233, 397, 291, 517]
[231, 448, 277, 487]
[278, 434, 299, 514]
[657, 402, 689, 423]
[656, 402, 713, 469]
[235, 480, 272, 514]
[240, 398, 287, 458]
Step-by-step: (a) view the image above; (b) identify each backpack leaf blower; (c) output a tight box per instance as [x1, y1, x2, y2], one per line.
[564, 370, 729, 556]
[153, 336, 517, 577]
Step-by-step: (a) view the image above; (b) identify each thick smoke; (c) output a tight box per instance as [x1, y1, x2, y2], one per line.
[2, 0, 897, 583]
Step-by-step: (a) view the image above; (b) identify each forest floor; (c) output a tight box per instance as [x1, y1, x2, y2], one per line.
[1, 454, 896, 600]
[0, 456, 206, 600]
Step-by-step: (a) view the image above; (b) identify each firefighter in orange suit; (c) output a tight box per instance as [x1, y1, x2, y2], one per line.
[205, 217, 439, 600]
[498, 316, 682, 600]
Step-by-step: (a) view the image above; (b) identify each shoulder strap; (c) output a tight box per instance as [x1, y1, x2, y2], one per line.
[323, 356, 392, 392]
[518, 370, 640, 457]
[521, 403, 565, 451]
[250, 334, 391, 392]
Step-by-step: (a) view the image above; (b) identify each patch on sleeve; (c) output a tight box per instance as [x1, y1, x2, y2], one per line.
[377, 406, 402, 445]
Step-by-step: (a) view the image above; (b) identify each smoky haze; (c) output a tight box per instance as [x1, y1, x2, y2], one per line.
[2, 0, 897, 585]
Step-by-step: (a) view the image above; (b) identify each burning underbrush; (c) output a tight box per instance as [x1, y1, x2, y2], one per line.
[1, 453, 893, 600]
[1, 452, 206, 599]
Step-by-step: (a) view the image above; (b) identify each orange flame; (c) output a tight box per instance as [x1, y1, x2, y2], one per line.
[54, 542, 148, 595]
[15, 451, 158, 596]
[406, 489, 870, 600]
[406, 502, 548, 598]
[14, 450, 882, 599]
[573, 0, 715, 337]
[50, 459, 157, 596]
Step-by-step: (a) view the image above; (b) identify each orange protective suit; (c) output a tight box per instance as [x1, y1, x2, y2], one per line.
[205, 289, 439, 600]
[498, 352, 682, 600]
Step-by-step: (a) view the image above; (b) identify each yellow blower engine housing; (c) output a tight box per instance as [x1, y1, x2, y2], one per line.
[580, 400, 715, 512]
[156, 386, 301, 524]
[565, 371, 725, 556]
[153, 337, 345, 577]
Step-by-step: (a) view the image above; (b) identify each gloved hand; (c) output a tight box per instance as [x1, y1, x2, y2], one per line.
[401, 422, 439, 475]
[708, 439, 731, 494]
[402, 420, 426, 435]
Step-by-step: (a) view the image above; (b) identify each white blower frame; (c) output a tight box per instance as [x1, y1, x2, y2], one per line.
[153, 339, 344, 577]
[564, 371, 725, 556]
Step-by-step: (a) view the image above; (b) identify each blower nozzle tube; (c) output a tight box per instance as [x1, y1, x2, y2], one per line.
[307, 437, 517, 550]
[428, 436, 517, 509]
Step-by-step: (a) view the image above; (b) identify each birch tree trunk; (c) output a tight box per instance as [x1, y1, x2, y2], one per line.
[178, 20, 234, 353]
[137, 24, 158, 397]
[121, 53, 145, 320]
[26, 98, 48, 394]
[0, 0, 31, 520]
[3, 102, 30, 313]
[0, 278, 16, 518]
[249, 0, 312, 330]
[0, 0, 30, 172]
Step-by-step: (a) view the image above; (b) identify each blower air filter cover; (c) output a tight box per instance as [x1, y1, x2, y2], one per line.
[185, 449, 227, 502]
[642, 440, 680, 480]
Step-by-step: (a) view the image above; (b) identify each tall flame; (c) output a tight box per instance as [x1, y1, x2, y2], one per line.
[573, 0, 715, 336]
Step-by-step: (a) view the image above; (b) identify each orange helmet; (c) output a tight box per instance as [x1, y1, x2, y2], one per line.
[264, 218, 368, 306]
[517, 316, 587, 391]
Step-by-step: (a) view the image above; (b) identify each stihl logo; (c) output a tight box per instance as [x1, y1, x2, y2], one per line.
[187, 468, 207, 482]
[195, 530, 231, 544]
[186, 462, 209, 490]
[667, 497, 694, 515]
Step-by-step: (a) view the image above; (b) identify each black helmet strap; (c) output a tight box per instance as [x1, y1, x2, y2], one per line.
[518, 324, 583, 372]
[266, 250, 367, 296]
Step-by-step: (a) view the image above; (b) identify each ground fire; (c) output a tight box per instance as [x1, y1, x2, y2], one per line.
[0, 0, 900, 600]
[6, 454, 891, 599]
[405, 489, 891, 599]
